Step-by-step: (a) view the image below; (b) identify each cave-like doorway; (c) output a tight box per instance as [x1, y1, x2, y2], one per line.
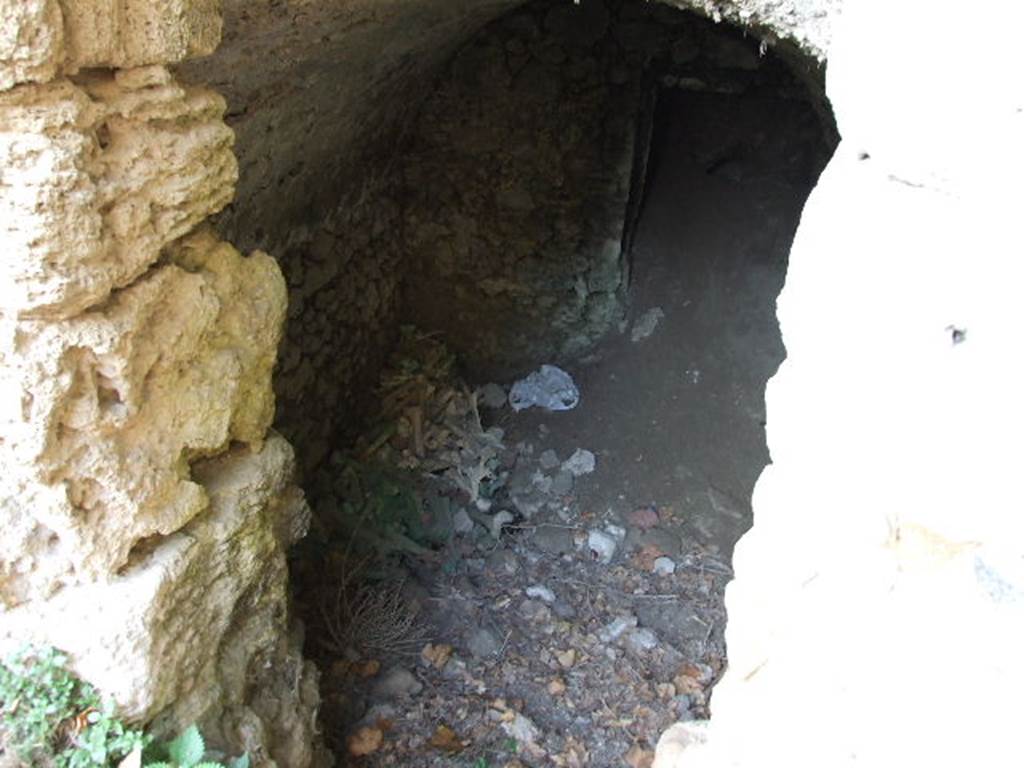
[287, 1, 836, 763]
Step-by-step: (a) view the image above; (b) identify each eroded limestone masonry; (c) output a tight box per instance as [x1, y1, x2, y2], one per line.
[0, 2, 321, 764]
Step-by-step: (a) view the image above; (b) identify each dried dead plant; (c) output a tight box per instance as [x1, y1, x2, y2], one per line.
[318, 558, 428, 658]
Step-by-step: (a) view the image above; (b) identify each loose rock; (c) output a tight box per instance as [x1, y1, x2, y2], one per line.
[624, 627, 659, 653]
[453, 508, 475, 534]
[588, 529, 618, 563]
[539, 448, 560, 470]
[550, 469, 574, 496]
[630, 307, 666, 342]
[653, 556, 676, 575]
[467, 627, 502, 658]
[562, 448, 596, 476]
[477, 382, 508, 409]
[503, 712, 541, 745]
[598, 615, 638, 643]
[526, 584, 557, 603]
[371, 667, 423, 700]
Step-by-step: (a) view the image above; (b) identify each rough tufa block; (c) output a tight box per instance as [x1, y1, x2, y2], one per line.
[0, 0, 222, 91]
[0, 68, 237, 319]
[0, 229, 287, 606]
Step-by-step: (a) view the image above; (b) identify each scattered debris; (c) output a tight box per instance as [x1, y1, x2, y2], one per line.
[509, 364, 580, 412]
[294, 325, 730, 765]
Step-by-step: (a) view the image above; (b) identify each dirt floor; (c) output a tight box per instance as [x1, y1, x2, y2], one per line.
[294, 83, 830, 768]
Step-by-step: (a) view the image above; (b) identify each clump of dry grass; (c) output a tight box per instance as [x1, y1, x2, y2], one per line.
[318, 559, 428, 658]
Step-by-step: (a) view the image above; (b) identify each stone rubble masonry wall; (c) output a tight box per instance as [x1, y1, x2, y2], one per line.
[271, 163, 406, 471]
[401, 0, 639, 377]
[0, 2, 322, 765]
[401, 0, 820, 379]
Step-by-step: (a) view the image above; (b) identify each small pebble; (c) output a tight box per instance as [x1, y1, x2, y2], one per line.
[653, 556, 676, 575]
[624, 627, 659, 653]
[588, 529, 618, 563]
[453, 508, 475, 534]
[503, 713, 541, 745]
[562, 448, 596, 476]
[467, 628, 501, 658]
[531, 470, 553, 494]
[550, 469, 574, 495]
[526, 584, 557, 603]
[488, 510, 515, 538]
[605, 523, 626, 542]
[598, 615, 638, 643]
[539, 449, 560, 470]
[371, 667, 423, 700]
[477, 383, 508, 409]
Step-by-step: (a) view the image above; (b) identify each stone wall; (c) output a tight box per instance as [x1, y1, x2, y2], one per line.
[402, 0, 827, 377]
[271, 160, 406, 470]
[401, 0, 641, 375]
[0, 2, 322, 764]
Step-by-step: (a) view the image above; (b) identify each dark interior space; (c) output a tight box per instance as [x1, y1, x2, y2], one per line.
[286, 1, 836, 764]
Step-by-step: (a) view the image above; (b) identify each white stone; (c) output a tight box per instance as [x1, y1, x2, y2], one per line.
[453, 508, 475, 534]
[598, 615, 638, 644]
[502, 712, 541, 745]
[562, 448, 596, 476]
[587, 529, 617, 564]
[631, 307, 666, 342]
[653, 557, 677, 576]
[624, 627, 659, 653]
[372, 667, 423, 700]
[488, 510, 515, 539]
[525, 584, 556, 603]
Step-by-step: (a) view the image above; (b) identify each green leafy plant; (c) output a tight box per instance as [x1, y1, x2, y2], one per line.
[0, 647, 248, 768]
[143, 725, 249, 768]
[0, 645, 148, 767]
